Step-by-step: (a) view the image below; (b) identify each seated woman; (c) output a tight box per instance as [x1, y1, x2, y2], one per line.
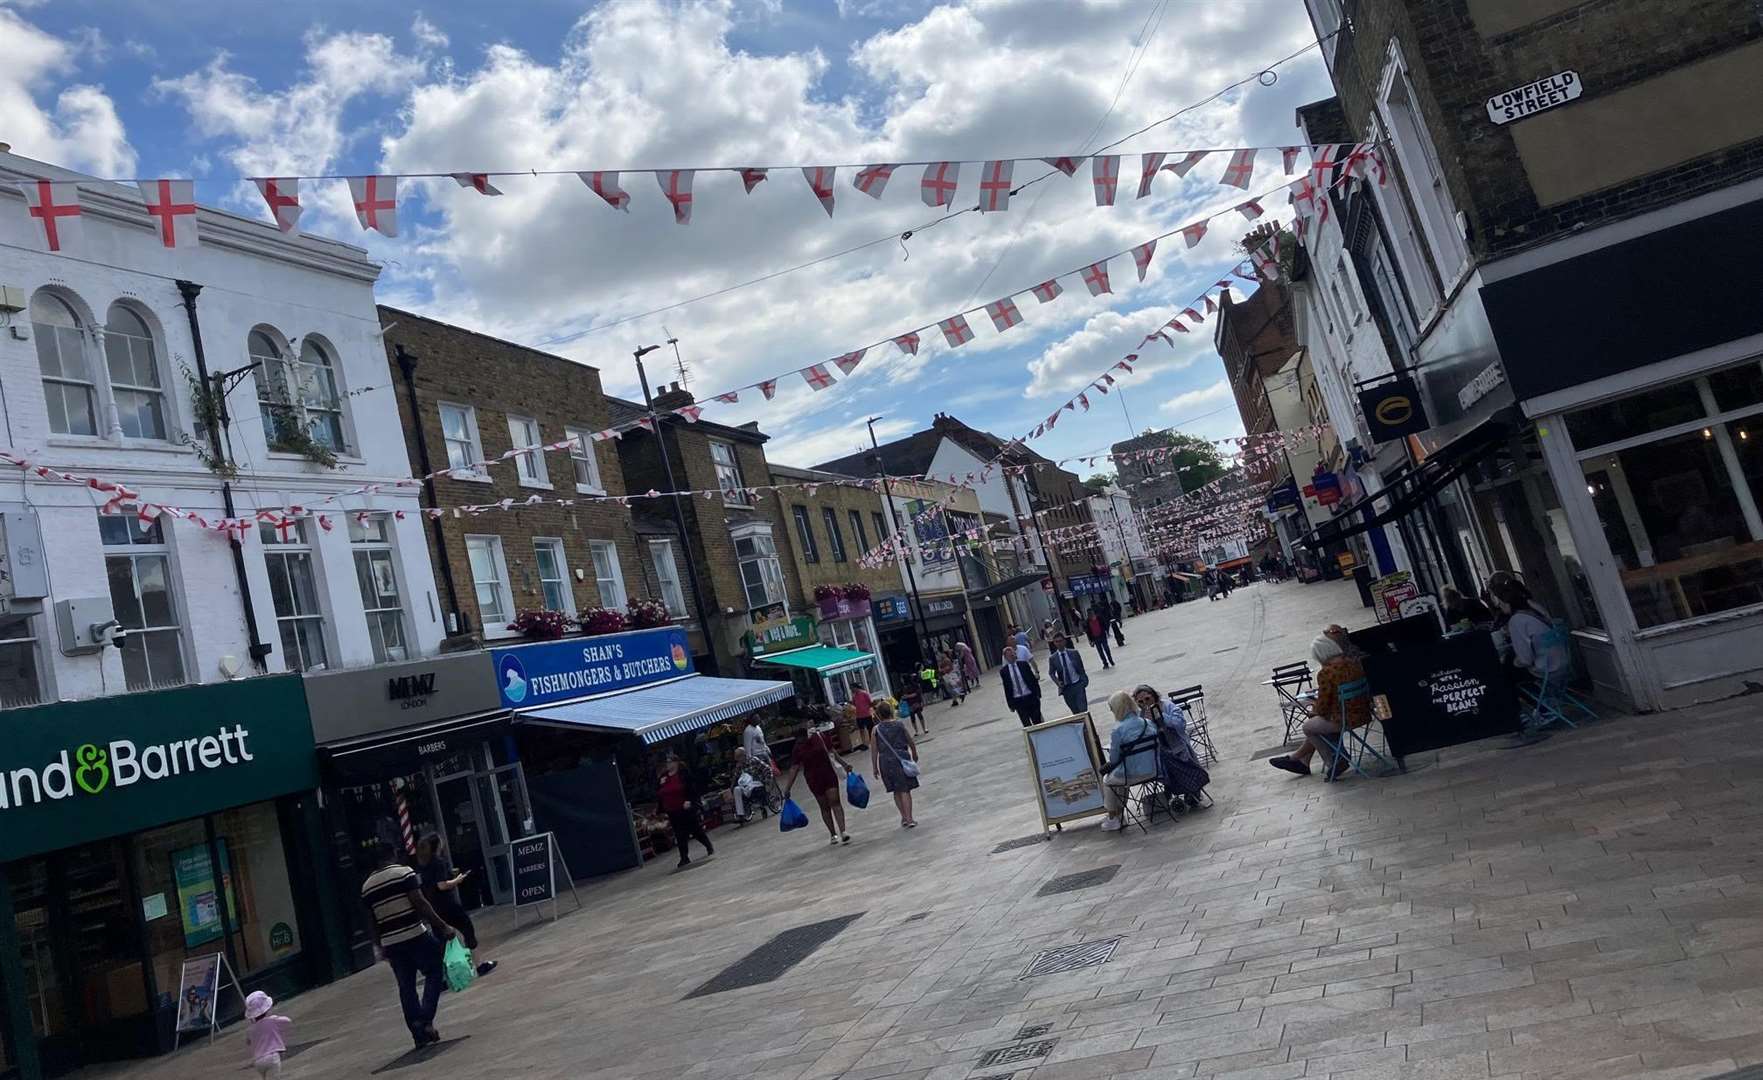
[1268, 634, 1372, 780]
[1490, 579, 1567, 684]
[1132, 683, 1209, 807]
[1098, 691, 1159, 833]
[1441, 585, 1494, 630]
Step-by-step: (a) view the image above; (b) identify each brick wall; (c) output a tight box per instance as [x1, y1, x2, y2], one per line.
[769, 467, 902, 601]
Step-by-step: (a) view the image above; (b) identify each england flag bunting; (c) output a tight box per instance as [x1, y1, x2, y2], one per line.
[978, 160, 1014, 212]
[833, 348, 866, 375]
[1220, 149, 1256, 189]
[1137, 152, 1167, 198]
[1077, 393, 1090, 412]
[893, 332, 921, 355]
[801, 364, 835, 391]
[853, 165, 895, 199]
[1310, 143, 1343, 183]
[138, 179, 199, 248]
[1131, 239, 1157, 282]
[1181, 220, 1208, 248]
[714, 391, 740, 403]
[1165, 151, 1209, 178]
[738, 168, 768, 193]
[1346, 142, 1386, 185]
[1042, 157, 1082, 176]
[1114, 360, 1134, 373]
[1204, 293, 1218, 314]
[347, 175, 398, 236]
[1091, 155, 1120, 206]
[674, 406, 704, 422]
[1182, 308, 1204, 324]
[921, 162, 960, 207]
[450, 173, 503, 196]
[1081, 260, 1111, 297]
[759, 379, 779, 400]
[1282, 146, 1302, 175]
[1236, 198, 1265, 220]
[658, 170, 695, 223]
[986, 297, 1022, 333]
[253, 178, 303, 233]
[1031, 278, 1063, 303]
[1165, 317, 1190, 335]
[1145, 330, 1173, 348]
[939, 315, 974, 347]
[579, 171, 631, 211]
[803, 167, 837, 216]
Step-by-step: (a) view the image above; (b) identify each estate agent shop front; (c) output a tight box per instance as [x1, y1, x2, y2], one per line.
[0, 676, 330, 1080]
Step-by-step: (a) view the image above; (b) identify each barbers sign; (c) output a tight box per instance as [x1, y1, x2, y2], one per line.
[1486, 71, 1582, 125]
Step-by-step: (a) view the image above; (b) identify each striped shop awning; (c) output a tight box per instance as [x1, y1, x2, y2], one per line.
[514, 674, 795, 745]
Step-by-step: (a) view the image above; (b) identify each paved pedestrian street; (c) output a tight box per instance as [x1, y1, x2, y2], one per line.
[91, 580, 1763, 1080]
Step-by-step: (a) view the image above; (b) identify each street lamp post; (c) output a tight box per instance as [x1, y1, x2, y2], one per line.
[636, 344, 720, 676]
[867, 416, 934, 659]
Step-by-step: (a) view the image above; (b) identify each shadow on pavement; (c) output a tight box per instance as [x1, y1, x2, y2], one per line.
[370, 1036, 470, 1074]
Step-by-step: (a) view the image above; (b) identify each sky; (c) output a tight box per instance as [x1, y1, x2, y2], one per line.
[0, 0, 1332, 472]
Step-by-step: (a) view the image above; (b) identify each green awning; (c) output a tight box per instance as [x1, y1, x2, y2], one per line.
[754, 645, 876, 677]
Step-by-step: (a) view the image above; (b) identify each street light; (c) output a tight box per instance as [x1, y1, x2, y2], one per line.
[635, 342, 719, 675]
[867, 416, 935, 659]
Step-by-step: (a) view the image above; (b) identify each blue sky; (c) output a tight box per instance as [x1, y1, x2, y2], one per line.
[2, 0, 1332, 470]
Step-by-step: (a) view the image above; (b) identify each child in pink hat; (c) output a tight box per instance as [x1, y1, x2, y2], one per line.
[244, 990, 292, 1077]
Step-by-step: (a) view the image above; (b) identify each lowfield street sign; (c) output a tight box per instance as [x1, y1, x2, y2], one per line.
[1486, 71, 1582, 125]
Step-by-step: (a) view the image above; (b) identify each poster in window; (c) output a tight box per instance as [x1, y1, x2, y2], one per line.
[171, 840, 236, 948]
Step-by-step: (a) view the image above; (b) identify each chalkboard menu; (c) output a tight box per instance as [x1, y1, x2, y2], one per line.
[1361, 631, 1519, 758]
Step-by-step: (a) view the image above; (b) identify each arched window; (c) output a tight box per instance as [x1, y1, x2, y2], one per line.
[251, 329, 295, 446]
[103, 304, 167, 440]
[295, 338, 345, 451]
[32, 292, 97, 436]
[251, 329, 347, 453]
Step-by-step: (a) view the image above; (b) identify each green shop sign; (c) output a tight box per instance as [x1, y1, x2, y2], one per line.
[0, 675, 317, 862]
[744, 615, 817, 656]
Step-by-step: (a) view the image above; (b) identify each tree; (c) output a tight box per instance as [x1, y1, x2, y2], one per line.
[1083, 472, 1117, 489]
[1163, 432, 1229, 491]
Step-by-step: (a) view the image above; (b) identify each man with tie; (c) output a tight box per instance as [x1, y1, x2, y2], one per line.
[1000, 649, 1044, 727]
[1047, 633, 1090, 717]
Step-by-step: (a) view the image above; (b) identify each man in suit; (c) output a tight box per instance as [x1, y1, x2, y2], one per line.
[1000, 649, 1044, 727]
[1047, 633, 1089, 717]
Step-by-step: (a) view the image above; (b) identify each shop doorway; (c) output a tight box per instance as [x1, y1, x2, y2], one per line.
[428, 749, 530, 908]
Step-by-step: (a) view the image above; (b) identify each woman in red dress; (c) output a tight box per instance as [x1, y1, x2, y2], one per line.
[778, 723, 855, 845]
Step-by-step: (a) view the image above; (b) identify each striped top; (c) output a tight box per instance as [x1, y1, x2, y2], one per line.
[360, 864, 426, 947]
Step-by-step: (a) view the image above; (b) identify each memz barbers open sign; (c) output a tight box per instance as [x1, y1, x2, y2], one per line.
[1486, 71, 1582, 125]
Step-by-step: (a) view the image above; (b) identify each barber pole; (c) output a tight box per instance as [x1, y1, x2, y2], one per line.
[393, 784, 416, 854]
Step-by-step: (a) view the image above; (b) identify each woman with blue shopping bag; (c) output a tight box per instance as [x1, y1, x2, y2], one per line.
[777, 723, 855, 845]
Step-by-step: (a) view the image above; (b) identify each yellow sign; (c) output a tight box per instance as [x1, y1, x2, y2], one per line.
[1374, 395, 1414, 427]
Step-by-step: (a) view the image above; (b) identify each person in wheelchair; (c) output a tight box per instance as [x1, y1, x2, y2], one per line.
[730, 748, 777, 824]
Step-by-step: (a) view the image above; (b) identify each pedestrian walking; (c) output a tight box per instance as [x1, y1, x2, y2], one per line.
[359, 841, 460, 1050]
[779, 723, 855, 844]
[851, 685, 875, 748]
[868, 700, 921, 827]
[1085, 606, 1115, 668]
[956, 640, 980, 688]
[1000, 649, 1044, 727]
[920, 661, 942, 701]
[658, 755, 715, 867]
[1047, 633, 1090, 716]
[414, 834, 497, 977]
[944, 656, 967, 705]
[1107, 595, 1126, 647]
[243, 991, 292, 1078]
[900, 684, 926, 735]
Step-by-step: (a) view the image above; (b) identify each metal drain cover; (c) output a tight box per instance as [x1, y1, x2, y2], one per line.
[977, 1040, 1058, 1068]
[1037, 864, 1120, 896]
[992, 834, 1051, 854]
[1022, 936, 1122, 978]
[1016, 1022, 1054, 1039]
[684, 913, 863, 998]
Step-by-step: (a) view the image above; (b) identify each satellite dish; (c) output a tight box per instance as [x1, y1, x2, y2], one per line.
[218, 654, 243, 680]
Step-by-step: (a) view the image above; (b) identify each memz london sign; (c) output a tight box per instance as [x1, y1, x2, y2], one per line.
[1486, 71, 1582, 125]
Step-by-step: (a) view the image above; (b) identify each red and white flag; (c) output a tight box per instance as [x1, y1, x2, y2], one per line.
[714, 391, 740, 403]
[939, 315, 974, 347]
[1137, 152, 1167, 198]
[1077, 393, 1090, 412]
[758, 379, 779, 400]
[1310, 143, 1342, 183]
[347, 175, 399, 236]
[977, 159, 1014, 211]
[1080, 260, 1111, 296]
[1182, 307, 1204, 324]
[1181, 220, 1208, 248]
[1031, 278, 1063, 304]
[451, 173, 503, 196]
[1236, 199, 1265, 221]
[1114, 360, 1134, 372]
[1165, 150, 1210, 178]
[1091, 155, 1120, 206]
[921, 161, 960, 207]
[138, 179, 198, 248]
[1166, 318, 1190, 334]
[833, 348, 866, 375]
[1220, 148, 1256, 189]
[1131, 239, 1157, 281]
[253, 178, 302, 233]
[1204, 293, 1218, 314]
[802, 166, 837, 216]
[893, 332, 921, 355]
[657, 170, 695, 224]
[675, 405, 704, 422]
[579, 171, 631, 211]
[1042, 156, 1082, 176]
[738, 168, 768, 193]
[1345, 142, 1386, 185]
[801, 364, 835, 391]
[986, 296, 1022, 333]
[1145, 330, 1173, 348]
[853, 164, 895, 199]
[1281, 146, 1302, 175]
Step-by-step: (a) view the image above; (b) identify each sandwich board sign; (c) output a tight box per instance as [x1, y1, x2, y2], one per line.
[510, 831, 581, 927]
[173, 951, 244, 1048]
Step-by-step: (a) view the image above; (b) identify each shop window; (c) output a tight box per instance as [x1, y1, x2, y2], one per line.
[564, 425, 603, 493]
[822, 508, 847, 562]
[100, 513, 189, 690]
[709, 439, 748, 504]
[791, 505, 819, 563]
[261, 520, 330, 672]
[0, 611, 44, 708]
[733, 528, 785, 610]
[10, 841, 145, 1047]
[589, 540, 627, 610]
[507, 415, 549, 487]
[648, 539, 686, 617]
[351, 515, 409, 661]
[438, 402, 485, 478]
[849, 510, 869, 556]
[532, 538, 573, 614]
[102, 304, 168, 440]
[466, 535, 512, 627]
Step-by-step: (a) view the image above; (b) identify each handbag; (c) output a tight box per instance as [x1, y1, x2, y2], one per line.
[880, 727, 920, 778]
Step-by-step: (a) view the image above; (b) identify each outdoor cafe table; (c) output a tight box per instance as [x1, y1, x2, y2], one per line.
[1353, 626, 1521, 758]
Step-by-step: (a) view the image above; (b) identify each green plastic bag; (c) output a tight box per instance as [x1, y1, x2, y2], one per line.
[443, 937, 476, 993]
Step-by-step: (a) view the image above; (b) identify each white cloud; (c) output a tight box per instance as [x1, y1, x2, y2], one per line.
[1026, 303, 1214, 396]
[1160, 377, 1232, 416]
[411, 14, 448, 51]
[764, 412, 913, 469]
[0, 9, 135, 175]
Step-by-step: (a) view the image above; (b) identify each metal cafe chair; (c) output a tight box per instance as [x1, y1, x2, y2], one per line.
[1522, 623, 1599, 732]
[1101, 733, 1174, 834]
[1317, 678, 1396, 781]
[1165, 685, 1218, 765]
[1270, 662, 1314, 744]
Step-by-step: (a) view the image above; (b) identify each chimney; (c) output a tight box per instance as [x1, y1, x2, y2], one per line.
[653, 382, 695, 411]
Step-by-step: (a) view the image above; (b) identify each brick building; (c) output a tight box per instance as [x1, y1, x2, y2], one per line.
[1297, 0, 1763, 708]
[379, 308, 681, 650]
[1214, 282, 1299, 456]
[1110, 429, 1187, 510]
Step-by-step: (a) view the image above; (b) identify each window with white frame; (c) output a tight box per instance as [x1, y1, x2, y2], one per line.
[733, 527, 786, 611]
[564, 426, 603, 492]
[822, 508, 847, 563]
[532, 538, 573, 613]
[506, 415, 549, 487]
[260, 519, 330, 672]
[648, 539, 687, 617]
[1378, 48, 1470, 286]
[791, 505, 819, 563]
[849, 510, 870, 555]
[0, 613, 44, 709]
[1306, 0, 1344, 67]
[439, 402, 485, 477]
[466, 535, 512, 628]
[253, 330, 349, 454]
[102, 304, 168, 440]
[296, 340, 347, 451]
[32, 292, 99, 436]
[1362, 116, 1442, 324]
[1567, 360, 1763, 629]
[588, 540, 627, 610]
[350, 514, 408, 661]
[709, 439, 748, 504]
[100, 513, 189, 690]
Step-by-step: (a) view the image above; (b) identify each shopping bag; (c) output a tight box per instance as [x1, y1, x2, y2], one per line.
[443, 937, 476, 993]
[845, 771, 870, 809]
[779, 798, 810, 831]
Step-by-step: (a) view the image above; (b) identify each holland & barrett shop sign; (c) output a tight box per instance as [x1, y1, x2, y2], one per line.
[491, 626, 694, 710]
[0, 676, 318, 862]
